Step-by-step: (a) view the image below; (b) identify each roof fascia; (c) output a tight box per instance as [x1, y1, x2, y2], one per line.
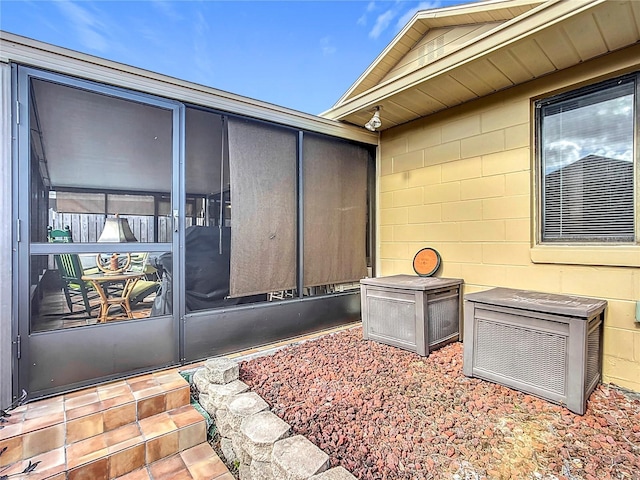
[324, 0, 602, 121]
[0, 31, 378, 145]
[331, 0, 547, 108]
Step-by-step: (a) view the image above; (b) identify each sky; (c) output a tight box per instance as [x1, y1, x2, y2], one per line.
[0, 0, 466, 115]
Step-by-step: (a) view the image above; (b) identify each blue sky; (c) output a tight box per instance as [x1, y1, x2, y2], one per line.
[1, 1, 466, 114]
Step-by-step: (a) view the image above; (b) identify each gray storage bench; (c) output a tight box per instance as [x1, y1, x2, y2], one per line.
[360, 275, 463, 356]
[463, 287, 606, 414]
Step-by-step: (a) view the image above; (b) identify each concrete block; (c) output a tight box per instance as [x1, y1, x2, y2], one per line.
[239, 462, 253, 480]
[408, 204, 441, 224]
[227, 392, 269, 434]
[233, 434, 253, 465]
[441, 156, 482, 182]
[380, 207, 408, 226]
[460, 175, 505, 200]
[425, 140, 461, 164]
[240, 411, 291, 462]
[215, 406, 232, 438]
[393, 187, 423, 207]
[407, 164, 441, 187]
[208, 380, 250, 410]
[393, 150, 423, 173]
[423, 182, 460, 204]
[192, 368, 209, 393]
[441, 114, 481, 142]
[205, 357, 239, 385]
[220, 437, 237, 464]
[461, 130, 504, 158]
[250, 460, 275, 480]
[271, 435, 330, 480]
[310, 466, 358, 480]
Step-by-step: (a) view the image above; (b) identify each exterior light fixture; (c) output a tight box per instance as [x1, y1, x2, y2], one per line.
[364, 106, 382, 131]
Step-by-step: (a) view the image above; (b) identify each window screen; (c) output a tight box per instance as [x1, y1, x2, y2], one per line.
[539, 77, 636, 242]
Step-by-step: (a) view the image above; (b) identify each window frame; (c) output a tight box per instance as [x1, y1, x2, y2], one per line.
[535, 72, 639, 246]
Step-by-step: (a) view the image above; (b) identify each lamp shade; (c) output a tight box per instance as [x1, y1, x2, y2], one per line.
[98, 215, 138, 243]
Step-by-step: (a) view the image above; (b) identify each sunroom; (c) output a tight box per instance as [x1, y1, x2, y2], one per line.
[0, 32, 377, 402]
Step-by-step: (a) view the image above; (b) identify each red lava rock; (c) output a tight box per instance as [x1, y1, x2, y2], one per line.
[239, 327, 640, 480]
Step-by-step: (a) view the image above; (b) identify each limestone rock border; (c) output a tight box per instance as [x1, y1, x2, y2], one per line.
[191, 357, 356, 480]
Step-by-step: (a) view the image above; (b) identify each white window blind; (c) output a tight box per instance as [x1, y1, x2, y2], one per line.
[539, 78, 636, 242]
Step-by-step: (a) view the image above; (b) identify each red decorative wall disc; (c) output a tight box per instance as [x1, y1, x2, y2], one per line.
[412, 248, 441, 277]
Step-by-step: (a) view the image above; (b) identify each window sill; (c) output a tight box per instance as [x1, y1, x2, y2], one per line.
[530, 244, 640, 267]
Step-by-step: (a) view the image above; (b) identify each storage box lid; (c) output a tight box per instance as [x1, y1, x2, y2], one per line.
[360, 274, 462, 291]
[465, 287, 607, 318]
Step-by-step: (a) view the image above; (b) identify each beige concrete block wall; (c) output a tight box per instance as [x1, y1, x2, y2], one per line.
[377, 48, 640, 392]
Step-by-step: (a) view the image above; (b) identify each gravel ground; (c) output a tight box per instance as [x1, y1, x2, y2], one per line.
[239, 327, 640, 480]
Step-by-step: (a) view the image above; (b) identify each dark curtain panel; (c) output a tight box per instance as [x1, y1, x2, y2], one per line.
[303, 134, 368, 288]
[227, 118, 297, 297]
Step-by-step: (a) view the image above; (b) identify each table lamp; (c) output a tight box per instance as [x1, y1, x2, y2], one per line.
[96, 214, 138, 274]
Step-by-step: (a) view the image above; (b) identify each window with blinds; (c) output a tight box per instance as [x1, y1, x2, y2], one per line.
[538, 75, 637, 243]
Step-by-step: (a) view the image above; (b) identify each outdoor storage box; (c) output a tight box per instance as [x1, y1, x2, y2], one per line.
[360, 275, 463, 356]
[463, 288, 606, 415]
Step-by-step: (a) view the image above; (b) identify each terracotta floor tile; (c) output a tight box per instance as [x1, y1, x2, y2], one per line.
[66, 434, 108, 469]
[132, 386, 164, 401]
[138, 394, 166, 420]
[25, 398, 64, 419]
[21, 411, 64, 433]
[213, 473, 235, 480]
[68, 457, 109, 480]
[114, 468, 152, 480]
[104, 423, 141, 449]
[158, 378, 189, 391]
[23, 423, 65, 458]
[96, 381, 130, 401]
[146, 431, 179, 463]
[170, 405, 204, 428]
[65, 391, 100, 411]
[66, 412, 105, 444]
[101, 392, 135, 409]
[178, 422, 206, 451]
[148, 454, 188, 479]
[104, 402, 136, 431]
[165, 386, 191, 410]
[187, 457, 229, 480]
[0, 435, 22, 467]
[12, 447, 67, 480]
[180, 443, 215, 466]
[66, 400, 106, 421]
[109, 443, 146, 478]
[0, 421, 24, 441]
[64, 386, 97, 400]
[128, 378, 158, 392]
[153, 371, 183, 383]
[139, 413, 176, 439]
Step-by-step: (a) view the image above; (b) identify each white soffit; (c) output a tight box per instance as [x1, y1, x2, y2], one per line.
[323, 0, 640, 130]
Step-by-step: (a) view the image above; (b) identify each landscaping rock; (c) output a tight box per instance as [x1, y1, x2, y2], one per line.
[238, 462, 253, 480]
[233, 434, 253, 465]
[271, 435, 330, 480]
[250, 459, 274, 480]
[220, 437, 237, 464]
[215, 405, 232, 438]
[205, 357, 240, 384]
[240, 327, 640, 480]
[309, 467, 357, 479]
[227, 392, 269, 433]
[207, 379, 250, 411]
[240, 410, 291, 462]
[192, 367, 209, 392]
